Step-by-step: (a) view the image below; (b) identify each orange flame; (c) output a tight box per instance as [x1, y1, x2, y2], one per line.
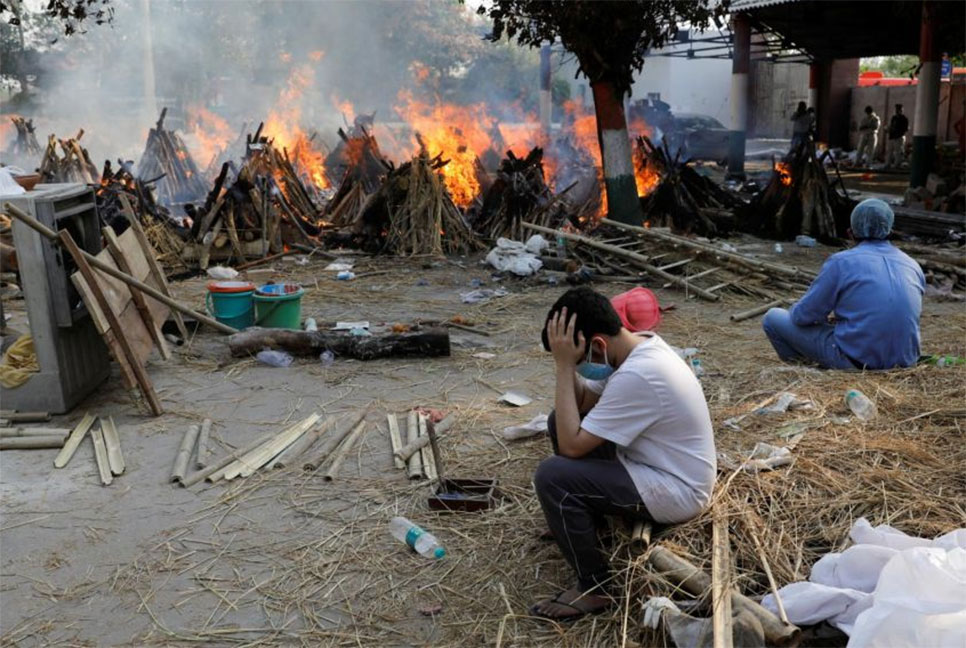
[0, 114, 20, 148]
[775, 161, 792, 186]
[332, 95, 355, 123]
[308, 50, 325, 62]
[394, 89, 493, 208]
[264, 64, 330, 189]
[185, 105, 234, 168]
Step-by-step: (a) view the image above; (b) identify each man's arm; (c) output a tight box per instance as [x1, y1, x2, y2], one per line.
[573, 373, 603, 414]
[546, 309, 607, 458]
[789, 257, 840, 326]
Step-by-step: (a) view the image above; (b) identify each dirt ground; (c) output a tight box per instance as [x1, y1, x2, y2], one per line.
[1, 237, 964, 647]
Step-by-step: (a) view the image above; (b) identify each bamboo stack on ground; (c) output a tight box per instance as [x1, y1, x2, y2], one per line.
[302, 411, 368, 472]
[222, 413, 320, 480]
[270, 416, 333, 469]
[323, 420, 367, 481]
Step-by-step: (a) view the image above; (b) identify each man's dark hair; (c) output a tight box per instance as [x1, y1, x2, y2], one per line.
[540, 287, 622, 351]
[796, 101, 806, 112]
[865, 105, 873, 113]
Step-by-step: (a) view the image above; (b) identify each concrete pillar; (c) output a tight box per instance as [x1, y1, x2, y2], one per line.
[539, 45, 552, 138]
[808, 63, 820, 110]
[728, 13, 751, 178]
[911, 1, 941, 187]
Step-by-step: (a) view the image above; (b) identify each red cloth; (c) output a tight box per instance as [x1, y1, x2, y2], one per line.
[611, 287, 661, 332]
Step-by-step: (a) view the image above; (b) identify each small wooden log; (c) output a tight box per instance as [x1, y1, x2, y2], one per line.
[418, 415, 437, 481]
[91, 425, 113, 486]
[227, 327, 450, 361]
[170, 424, 201, 483]
[1, 436, 66, 450]
[712, 510, 734, 648]
[223, 413, 320, 480]
[647, 545, 800, 645]
[405, 410, 424, 480]
[196, 419, 212, 469]
[387, 414, 405, 469]
[730, 300, 785, 322]
[54, 413, 96, 468]
[302, 411, 367, 471]
[393, 413, 455, 462]
[0, 427, 71, 438]
[323, 420, 367, 481]
[101, 416, 125, 476]
[270, 416, 332, 469]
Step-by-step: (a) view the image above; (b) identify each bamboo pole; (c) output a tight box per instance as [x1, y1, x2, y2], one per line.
[747, 517, 790, 626]
[223, 413, 320, 480]
[730, 300, 786, 322]
[101, 416, 125, 476]
[302, 411, 367, 471]
[196, 419, 212, 469]
[170, 424, 200, 483]
[91, 425, 113, 486]
[418, 415, 437, 481]
[323, 420, 366, 481]
[630, 521, 653, 553]
[405, 410, 424, 479]
[425, 418, 445, 486]
[54, 413, 95, 468]
[2, 202, 238, 335]
[387, 414, 405, 469]
[394, 413, 455, 462]
[1, 436, 65, 450]
[712, 510, 734, 648]
[0, 428, 70, 438]
[186, 431, 276, 487]
[270, 416, 332, 469]
[522, 222, 720, 301]
[2, 411, 51, 423]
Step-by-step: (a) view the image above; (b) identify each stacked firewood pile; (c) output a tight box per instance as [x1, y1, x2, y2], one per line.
[137, 109, 210, 206]
[5, 116, 41, 157]
[473, 147, 560, 241]
[636, 135, 742, 237]
[351, 151, 483, 256]
[324, 127, 392, 227]
[738, 138, 853, 241]
[39, 130, 100, 184]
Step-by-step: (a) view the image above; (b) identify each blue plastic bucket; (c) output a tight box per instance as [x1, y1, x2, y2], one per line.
[253, 283, 304, 329]
[206, 281, 255, 329]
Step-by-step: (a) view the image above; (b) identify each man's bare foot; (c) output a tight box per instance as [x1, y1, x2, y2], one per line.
[531, 587, 612, 621]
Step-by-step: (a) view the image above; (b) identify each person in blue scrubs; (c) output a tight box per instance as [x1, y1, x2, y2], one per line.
[762, 199, 924, 370]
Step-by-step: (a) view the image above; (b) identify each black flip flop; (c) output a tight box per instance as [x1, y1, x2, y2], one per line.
[530, 591, 612, 622]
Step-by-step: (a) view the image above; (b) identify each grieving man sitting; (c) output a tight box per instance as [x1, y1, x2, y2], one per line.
[762, 198, 924, 370]
[531, 287, 716, 621]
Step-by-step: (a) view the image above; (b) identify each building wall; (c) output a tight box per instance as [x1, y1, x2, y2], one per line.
[748, 61, 810, 138]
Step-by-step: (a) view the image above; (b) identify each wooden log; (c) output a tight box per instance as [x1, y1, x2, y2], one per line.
[302, 411, 367, 471]
[1, 436, 66, 450]
[223, 413, 320, 480]
[323, 420, 367, 481]
[393, 413, 456, 462]
[54, 413, 96, 468]
[522, 222, 720, 301]
[712, 510, 734, 648]
[227, 327, 451, 360]
[101, 416, 125, 476]
[647, 546, 800, 645]
[270, 416, 331, 469]
[171, 425, 201, 483]
[91, 425, 113, 486]
[405, 410, 424, 480]
[0, 428, 70, 438]
[196, 419, 212, 469]
[730, 300, 786, 322]
[387, 414, 405, 469]
[2, 203, 237, 335]
[418, 415, 437, 481]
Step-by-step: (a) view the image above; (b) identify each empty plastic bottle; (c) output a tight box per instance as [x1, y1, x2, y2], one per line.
[304, 318, 318, 331]
[690, 358, 705, 378]
[774, 243, 784, 254]
[389, 517, 446, 559]
[845, 389, 877, 421]
[320, 350, 335, 367]
[256, 350, 293, 367]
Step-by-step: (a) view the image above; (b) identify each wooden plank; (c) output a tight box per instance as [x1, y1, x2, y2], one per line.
[712, 509, 734, 648]
[54, 413, 95, 468]
[61, 231, 163, 416]
[102, 227, 170, 360]
[91, 425, 113, 486]
[101, 416, 125, 476]
[118, 193, 188, 339]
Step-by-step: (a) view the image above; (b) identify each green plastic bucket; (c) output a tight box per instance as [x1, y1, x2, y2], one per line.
[254, 283, 304, 329]
[206, 281, 255, 329]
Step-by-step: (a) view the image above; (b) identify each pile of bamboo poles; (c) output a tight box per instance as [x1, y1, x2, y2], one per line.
[386, 411, 455, 481]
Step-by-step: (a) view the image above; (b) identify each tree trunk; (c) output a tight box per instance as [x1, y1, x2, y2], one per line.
[228, 327, 451, 360]
[591, 80, 643, 225]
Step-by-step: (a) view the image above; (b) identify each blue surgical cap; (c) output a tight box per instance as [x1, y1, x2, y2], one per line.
[850, 198, 894, 240]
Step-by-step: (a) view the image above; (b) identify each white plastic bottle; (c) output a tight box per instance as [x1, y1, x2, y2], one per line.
[845, 389, 877, 421]
[389, 517, 446, 559]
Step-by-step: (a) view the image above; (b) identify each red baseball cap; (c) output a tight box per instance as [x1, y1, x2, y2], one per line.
[611, 287, 661, 332]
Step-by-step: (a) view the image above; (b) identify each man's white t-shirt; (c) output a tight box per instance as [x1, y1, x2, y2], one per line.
[580, 334, 716, 523]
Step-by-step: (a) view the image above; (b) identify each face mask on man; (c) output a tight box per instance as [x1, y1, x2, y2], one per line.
[576, 338, 614, 381]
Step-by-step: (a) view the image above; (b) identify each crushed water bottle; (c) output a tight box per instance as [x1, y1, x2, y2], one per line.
[256, 349, 293, 367]
[320, 350, 335, 367]
[845, 389, 877, 421]
[389, 517, 446, 559]
[774, 243, 784, 254]
[690, 358, 705, 378]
